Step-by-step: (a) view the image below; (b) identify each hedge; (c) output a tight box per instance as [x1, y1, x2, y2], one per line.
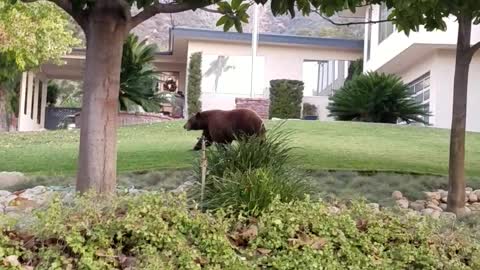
[269, 79, 304, 119]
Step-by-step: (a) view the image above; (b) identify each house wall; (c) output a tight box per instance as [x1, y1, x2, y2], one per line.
[385, 50, 480, 132]
[364, 5, 480, 73]
[430, 50, 480, 131]
[186, 40, 362, 112]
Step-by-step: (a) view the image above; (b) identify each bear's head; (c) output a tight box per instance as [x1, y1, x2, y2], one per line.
[184, 112, 206, 130]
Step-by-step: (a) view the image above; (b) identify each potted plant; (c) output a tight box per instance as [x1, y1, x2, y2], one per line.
[303, 103, 318, 120]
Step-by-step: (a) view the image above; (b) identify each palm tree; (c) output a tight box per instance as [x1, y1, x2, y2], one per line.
[328, 72, 430, 124]
[119, 34, 165, 112]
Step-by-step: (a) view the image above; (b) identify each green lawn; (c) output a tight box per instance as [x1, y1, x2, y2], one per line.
[1, 120, 480, 177]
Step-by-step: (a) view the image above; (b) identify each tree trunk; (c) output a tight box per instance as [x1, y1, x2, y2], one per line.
[76, 12, 127, 194]
[446, 15, 474, 215]
[0, 87, 8, 132]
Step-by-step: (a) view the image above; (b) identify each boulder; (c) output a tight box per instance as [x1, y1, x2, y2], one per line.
[469, 203, 480, 212]
[466, 187, 473, 192]
[396, 199, 409, 209]
[426, 202, 443, 212]
[410, 201, 425, 211]
[441, 196, 448, 203]
[439, 203, 448, 211]
[430, 211, 441, 219]
[424, 192, 441, 201]
[421, 208, 434, 216]
[468, 193, 478, 203]
[392, 191, 403, 200]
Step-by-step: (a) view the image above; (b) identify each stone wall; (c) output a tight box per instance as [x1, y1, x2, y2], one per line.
[235, 98, 270, 119]
[74, 112, 173, 128]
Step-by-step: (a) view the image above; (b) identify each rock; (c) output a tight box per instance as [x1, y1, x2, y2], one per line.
[440, 203, 448, 211]
[22, 186, 47, 196]
[466, 187, 473, 192]
[0, 172, 27, 189]
[424, 192, 441, 201]
[328, 206, 340, 214]
[367, 203, 380, 212]
[430, 199, 440, 206]
[430, 211, 441, 219]
[441, 196, 448, 203]
[464, 207, 472, 216]
[468, 193, 478, 203]
[474, 190, 480, 197]
[0, 194, 17, 206]
[392, 191, 403, 200]
[0, 190, 11, 197]
[421, 208, 434, 216]
[426, 202, 443, 212]
[440, 212, 456, 222]
[410, 201, 425, 211]
[396, 199, 409, 209]
[469, 203, 480, 212]
[171, 181, 196, 193]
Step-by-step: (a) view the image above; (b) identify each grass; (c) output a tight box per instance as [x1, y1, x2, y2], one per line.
[1, 120, 480, 177]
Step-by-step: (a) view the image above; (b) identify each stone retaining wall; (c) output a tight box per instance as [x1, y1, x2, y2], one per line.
[235, 98, 270, 119]
[74, 112, 173, 128]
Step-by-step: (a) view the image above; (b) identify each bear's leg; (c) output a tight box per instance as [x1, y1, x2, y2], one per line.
[193, 131, 212, 151]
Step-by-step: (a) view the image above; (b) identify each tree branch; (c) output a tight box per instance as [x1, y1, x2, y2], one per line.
[470, 41, 480, 57]
[130, 1, 220, 30]
[313, 10, 394, 26]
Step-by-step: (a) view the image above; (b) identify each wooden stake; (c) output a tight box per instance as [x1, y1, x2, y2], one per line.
[200, 136, 207, 204]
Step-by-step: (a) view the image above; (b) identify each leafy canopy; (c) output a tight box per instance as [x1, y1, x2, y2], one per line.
[0, 0, 79, 76]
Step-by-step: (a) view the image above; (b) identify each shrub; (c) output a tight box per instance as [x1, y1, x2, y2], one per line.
[302, 103, 318, 116]
[345, 58, 363, 82]
[328, 72, 430, 124]
[187, 52, 202, 116]
[191, 123, 313, 215]
[269, 80, 304, 119]
[0, 194, 479, 269]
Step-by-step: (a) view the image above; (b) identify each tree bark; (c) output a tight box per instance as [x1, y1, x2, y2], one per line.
[0, 87, 8, 132]
[446, 14, 474, 215]
[76, 10, 127, 194]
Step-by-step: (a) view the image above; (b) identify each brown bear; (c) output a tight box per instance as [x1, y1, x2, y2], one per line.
[184, 109, 266, 151]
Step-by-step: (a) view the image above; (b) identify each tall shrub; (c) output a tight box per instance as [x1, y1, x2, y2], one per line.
[269, 80, 304, 119]
[187, 52, 202, 116]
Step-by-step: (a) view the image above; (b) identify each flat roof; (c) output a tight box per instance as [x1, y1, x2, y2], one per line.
[171, 27, 363, 51]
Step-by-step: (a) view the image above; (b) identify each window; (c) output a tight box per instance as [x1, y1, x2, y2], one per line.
[408, 72, 431, 124]
[367, 6, 373, 60]
[378, 3, 394, 44]
[302, 60, 351, 96]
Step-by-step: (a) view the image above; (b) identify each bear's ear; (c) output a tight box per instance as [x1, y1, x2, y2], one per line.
[195, 112, 201, 118]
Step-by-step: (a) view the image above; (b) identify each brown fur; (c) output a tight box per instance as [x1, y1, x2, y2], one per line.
[184, 109, 266, 150]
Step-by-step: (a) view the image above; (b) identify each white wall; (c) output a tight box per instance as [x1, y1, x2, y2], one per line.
[431, 50, 480, 132]
[186, 40, 362, 112]
[364, 5, 480, 73]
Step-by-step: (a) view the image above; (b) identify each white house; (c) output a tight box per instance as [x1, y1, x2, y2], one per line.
[17, 4, 480, 133]
[18, 27, 363, 131]
[362, 4, 480, 132]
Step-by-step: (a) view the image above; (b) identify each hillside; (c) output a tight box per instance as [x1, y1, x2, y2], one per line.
[133, 6, 364, 50]
[71, 6, 364, 50]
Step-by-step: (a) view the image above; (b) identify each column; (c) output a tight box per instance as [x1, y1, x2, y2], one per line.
[32, 76, 40, 123]
[26, 72, 34, 119]
[40, 78, 48, 128]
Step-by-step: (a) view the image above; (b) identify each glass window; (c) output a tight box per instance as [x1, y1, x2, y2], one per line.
[407, 72, 431, 124]
[379, 3, 394, 43]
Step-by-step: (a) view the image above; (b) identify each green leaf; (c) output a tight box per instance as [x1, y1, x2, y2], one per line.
[223, 20, 234, 32]
[231, 0, 242, 10]
[234, 19, 243, 33]
[216, 15, 229, 26]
